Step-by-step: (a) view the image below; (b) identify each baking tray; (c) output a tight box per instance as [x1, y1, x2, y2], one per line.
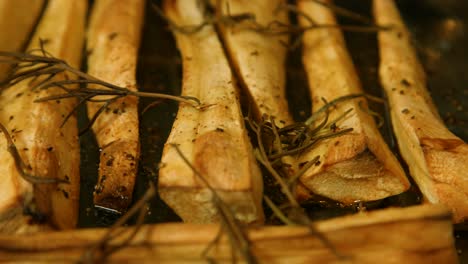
[76, 0, 467, 261]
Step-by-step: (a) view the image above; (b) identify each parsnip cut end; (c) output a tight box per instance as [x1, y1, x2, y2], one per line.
[160, 187, 263, 224]
[301, 150, 408, 204]
[422, 140, 468, 222]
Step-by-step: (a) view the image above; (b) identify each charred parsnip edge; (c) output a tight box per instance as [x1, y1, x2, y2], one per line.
[0, 0, 44, 80]
[159, 0, 264, 224]
[86, 0, 145, 213]
[296, 0, 409, 203]
[0, 0, 86, 233]
[0, 204, 457, 263]
[374, 0, 468, 223]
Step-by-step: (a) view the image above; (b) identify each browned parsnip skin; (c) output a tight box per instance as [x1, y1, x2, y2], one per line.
[374, 0, 468, 223]
[0, 0, 44, 80]
[0, 205, 457, 263]
[0, 0, 86, 233]
[296, 0, 409, 203]
[159, 0, 264, 224]
[86, 0, 145, 212]
[216, 0, 293, 125]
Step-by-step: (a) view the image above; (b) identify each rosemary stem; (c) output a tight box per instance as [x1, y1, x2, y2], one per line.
[264, 196, 296, 225]
[130, 91, 199, 106]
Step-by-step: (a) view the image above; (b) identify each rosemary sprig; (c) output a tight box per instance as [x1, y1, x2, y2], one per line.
[152, 0, 390, 49]
[302, 0, 376, 25]
[250, 93, 385, 194]
[305, 93, 384, 126]
[0, 48, 202, 135]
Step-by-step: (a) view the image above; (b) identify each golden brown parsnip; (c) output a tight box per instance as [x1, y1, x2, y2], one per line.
[159, 0, 264, 224]
[297, 0, 410, 203]
[86, 0, 145, 212]
[374, 0, 468, 223]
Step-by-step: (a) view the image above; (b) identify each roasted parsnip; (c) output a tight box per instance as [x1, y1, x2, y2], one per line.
[86, 0, 145, 212]
[296, 0, 409, 203]
[216, 0, 293, 125]
[0, 0, 86, 232]
[0, 205, 457, 263]
[215, 0, 299, 191]
[159, 0, 264, 224]
[0, 0, 44, 80]
[374, 0, 468, 223]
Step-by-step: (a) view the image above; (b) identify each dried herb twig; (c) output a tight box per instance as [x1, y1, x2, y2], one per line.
[152, 0, 389, 48]
[0, 49, 202, 135]
[251, 93, 385, 192]
[303, 0, 375, 25]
